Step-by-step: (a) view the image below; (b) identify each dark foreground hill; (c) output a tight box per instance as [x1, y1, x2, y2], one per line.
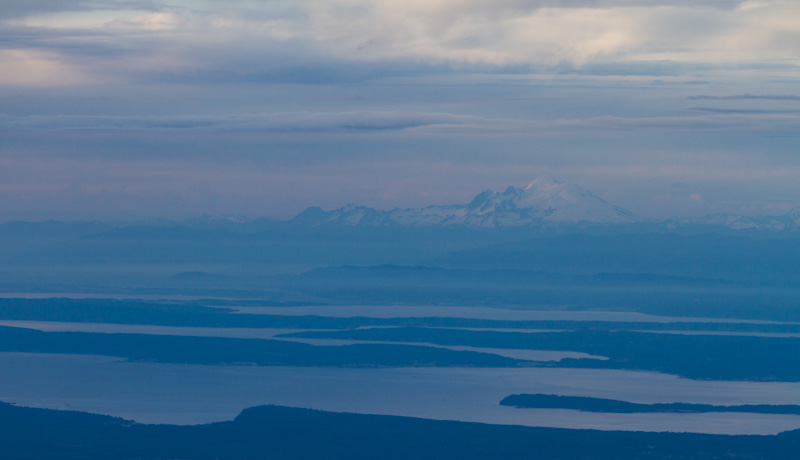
[2, 402, 800, 459]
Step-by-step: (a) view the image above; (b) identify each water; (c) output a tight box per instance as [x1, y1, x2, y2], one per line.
[0, 321, 313, 340]
[2, 352, 800, 435]
[0, 321, 607, 362]
[4, 295, 800, 436]
[284, 337, 608, 361]
[225, 305, 799, 325]
[0, 292, 221, 301]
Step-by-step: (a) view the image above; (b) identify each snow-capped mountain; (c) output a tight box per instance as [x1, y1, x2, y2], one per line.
[291, 176, 637, 227]
[696, 206, 800, 231]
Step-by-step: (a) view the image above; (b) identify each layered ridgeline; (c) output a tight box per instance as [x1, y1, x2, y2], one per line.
[2, 176, 800, 292]
[292, 176, 637, 227]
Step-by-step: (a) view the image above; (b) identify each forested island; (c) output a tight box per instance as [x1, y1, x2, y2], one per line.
[500, 394, 800, 415]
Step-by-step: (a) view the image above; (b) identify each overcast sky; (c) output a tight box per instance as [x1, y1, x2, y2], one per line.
[1, 0, 799, 221]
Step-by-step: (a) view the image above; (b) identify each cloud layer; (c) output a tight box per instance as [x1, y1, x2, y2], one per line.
[2, 0, 799, 85]
[1, 0, 799, 220]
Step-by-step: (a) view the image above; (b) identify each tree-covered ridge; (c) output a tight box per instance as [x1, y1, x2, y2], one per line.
[282, 327, 800, 381]
[0, 325, 519, 368]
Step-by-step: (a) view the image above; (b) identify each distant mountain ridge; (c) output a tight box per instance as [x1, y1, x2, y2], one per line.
[691, 207, 800, 232]
[1, 177, 799, 232]
[292, 176, 637, 228]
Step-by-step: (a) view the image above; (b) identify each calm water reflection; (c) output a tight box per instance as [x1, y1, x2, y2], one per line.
[2, 352, 800, 435]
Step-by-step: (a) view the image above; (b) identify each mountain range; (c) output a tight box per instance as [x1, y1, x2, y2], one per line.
[691, 208, 800, 232]
[2, 176, 799, 293]
[292, 176, 636, 228]
[1, 176, 798, 232]
[289, 176, 799, 231]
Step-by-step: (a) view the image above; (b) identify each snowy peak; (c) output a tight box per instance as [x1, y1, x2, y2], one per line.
[786, 206, 800, 224]
[291, 205, 395, 227]
[293, 177, 637, 228]
[523, 175, 563, 192]
[460, 176, 634, 225]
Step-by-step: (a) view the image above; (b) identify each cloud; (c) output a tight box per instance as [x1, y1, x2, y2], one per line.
[688, 94, 800, 101]
[0, 111, 505, 133]
[1, 0, 798, 221]
[0, 0, 123, 20]
[1, 0, 798, 87]
[687, 107, 800, 114]
[542, 113, 800, 134]
[2, 111, 798, 144]
[0, 0, 163, 26]
[0, 49, 101, 85]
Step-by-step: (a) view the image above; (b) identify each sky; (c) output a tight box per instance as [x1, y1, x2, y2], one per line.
[1, 0, 799, 221]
